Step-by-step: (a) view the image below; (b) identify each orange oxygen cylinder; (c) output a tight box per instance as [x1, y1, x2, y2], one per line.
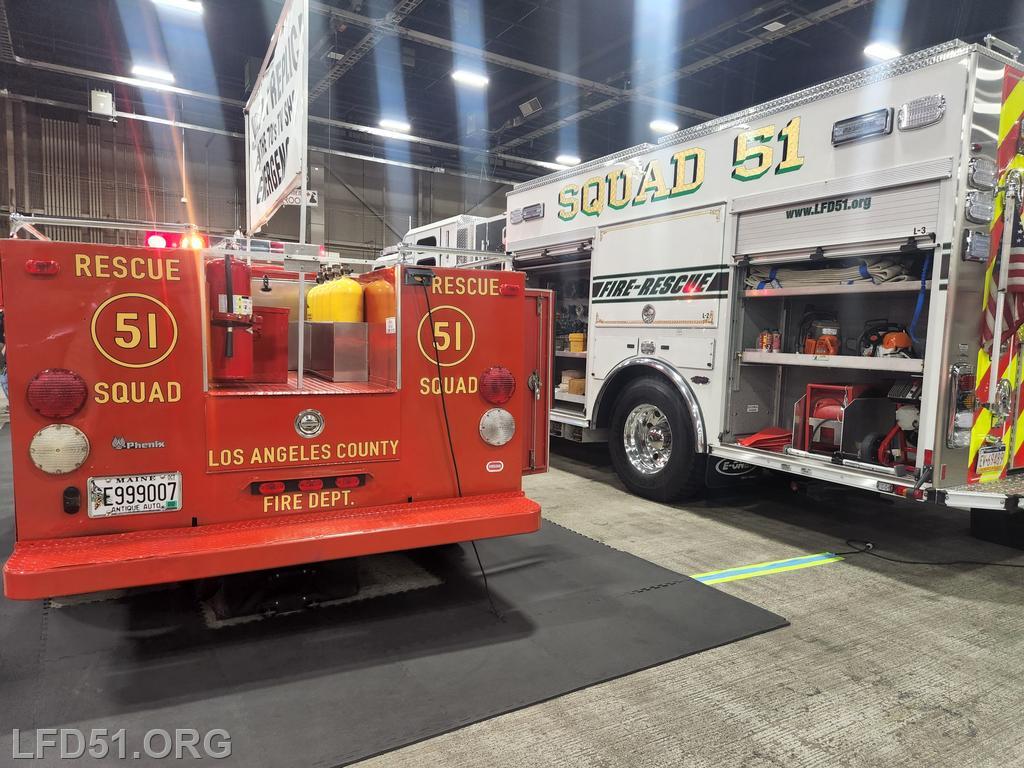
[327, 274, 364, 322]
[364, 278, 396, 323]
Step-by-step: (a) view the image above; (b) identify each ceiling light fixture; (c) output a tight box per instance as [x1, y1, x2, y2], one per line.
[554, 154, 581, 167]
[649, 119, 680, 134]
[864, 41, 901, 61]
[379, 118, 411, 132]
[152, 0, 204, 13]
[131, 64, 175, 83]
[452, 69, 490, 88]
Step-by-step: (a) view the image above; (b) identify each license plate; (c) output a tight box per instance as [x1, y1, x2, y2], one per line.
[977, 444, 1007, 472]
[87, 473, 182, 518]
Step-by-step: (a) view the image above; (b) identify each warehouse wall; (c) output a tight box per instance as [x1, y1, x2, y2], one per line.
[0, 98, 511, 258]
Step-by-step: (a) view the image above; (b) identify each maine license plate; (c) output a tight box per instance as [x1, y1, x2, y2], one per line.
[87, 473, 182, 518]
[976, 444, 1007, 472]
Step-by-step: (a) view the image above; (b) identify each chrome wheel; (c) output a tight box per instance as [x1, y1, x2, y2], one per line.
[623, 404, 673, 475]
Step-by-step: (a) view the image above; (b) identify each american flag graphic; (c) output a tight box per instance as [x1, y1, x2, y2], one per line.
[982, 206, 1024, 352]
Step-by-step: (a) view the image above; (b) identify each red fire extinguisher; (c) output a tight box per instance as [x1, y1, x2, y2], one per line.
[206, 254, 254, 382]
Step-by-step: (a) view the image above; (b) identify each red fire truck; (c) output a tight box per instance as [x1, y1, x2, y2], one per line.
[1, 236, 549, 600]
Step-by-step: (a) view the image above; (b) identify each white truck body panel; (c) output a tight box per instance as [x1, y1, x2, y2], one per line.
[502, 40, 1021, 508]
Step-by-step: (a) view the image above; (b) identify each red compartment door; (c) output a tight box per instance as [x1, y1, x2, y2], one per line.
[523, 289, 553, 474]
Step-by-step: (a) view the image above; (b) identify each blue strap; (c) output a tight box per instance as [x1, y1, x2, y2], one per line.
[858, 262, 870, 281]
[909, 252, 931, 344]
[757, 266, 780, 290]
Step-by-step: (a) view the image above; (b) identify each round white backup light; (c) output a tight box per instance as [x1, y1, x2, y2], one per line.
[480, 408, 516, 447]
[30, 424, 90, 475]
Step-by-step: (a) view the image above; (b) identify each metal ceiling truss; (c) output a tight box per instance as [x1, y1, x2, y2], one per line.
[493, 0, 875, 152]
[0, 0, 15, 63]
[309, 0, 425, 101]
[0, 91, 525, 186]
[310, 1, 715, 121]
[5, 56, 554, 176]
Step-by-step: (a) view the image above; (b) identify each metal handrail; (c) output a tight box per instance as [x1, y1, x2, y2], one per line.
[9, 212, 198, 239]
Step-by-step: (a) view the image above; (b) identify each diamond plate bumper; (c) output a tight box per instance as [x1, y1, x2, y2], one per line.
[943, 475, 1024, 511]
[3, 492, 541, 600]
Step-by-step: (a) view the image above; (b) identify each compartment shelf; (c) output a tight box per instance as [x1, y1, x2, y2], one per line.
[554, 390, 586, 404]
[744, 281, 929, 299]
[740, 350, 923, 373]
[555, 350, 587, 358]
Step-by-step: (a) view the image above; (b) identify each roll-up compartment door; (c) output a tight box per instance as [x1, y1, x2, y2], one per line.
[512, 239, 592, 269]
[735, 181, 942, 259]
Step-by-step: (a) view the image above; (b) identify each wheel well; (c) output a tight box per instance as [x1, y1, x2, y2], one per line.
[594, 364, 706, 452]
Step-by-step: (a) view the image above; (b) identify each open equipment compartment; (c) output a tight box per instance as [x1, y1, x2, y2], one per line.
[724, 239, 934, 474]
[204, 249, 400, 397]
[515, 239, 596, 438]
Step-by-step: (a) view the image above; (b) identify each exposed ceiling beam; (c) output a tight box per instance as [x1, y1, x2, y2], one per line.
[309, 0, 425, 101]
[0, 0, 15, 63]
[5, 54, 557, 173]
[494, 0, 874, 152]
[310, 1, 715, 122]
[0, 91, 523, 186]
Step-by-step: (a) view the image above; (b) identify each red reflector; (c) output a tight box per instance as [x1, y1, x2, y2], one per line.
[480, 365, 516, 405]
[499, 283, 521, 296]
[258, 481, 286, 495]
[26, 369, 88, 418]
[298, 478, 323, 491]
[334, 475, 360, 489]
[25, 259, 60, 276]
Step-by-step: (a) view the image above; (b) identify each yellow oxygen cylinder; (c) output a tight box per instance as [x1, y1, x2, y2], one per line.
[307, 271, 328, 321]
[318, 268, 334, 321]
[329, 274, 364, 322]
[306, 280, 320, 321]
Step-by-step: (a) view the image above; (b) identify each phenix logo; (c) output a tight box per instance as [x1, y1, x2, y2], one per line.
[111, 437, 166, 450]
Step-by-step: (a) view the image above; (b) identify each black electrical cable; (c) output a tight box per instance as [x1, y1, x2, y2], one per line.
[470, 540, 500, 618]
[421, 283, 462, 498]
[835, 539, 1024, 568]
[420, 282, 500, 618]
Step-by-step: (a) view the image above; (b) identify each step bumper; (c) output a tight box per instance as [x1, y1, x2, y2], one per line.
[3, 492, 541, 600]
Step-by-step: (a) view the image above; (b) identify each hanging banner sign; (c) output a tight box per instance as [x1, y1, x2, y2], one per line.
[245, 0, 308, 235]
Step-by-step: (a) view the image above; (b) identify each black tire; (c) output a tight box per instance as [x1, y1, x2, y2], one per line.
[608, 377, 705, 502]
[857, 432, 884, 463]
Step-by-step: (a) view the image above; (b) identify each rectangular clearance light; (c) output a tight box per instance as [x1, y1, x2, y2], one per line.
[898, 94, 946, 131]
[522, 203, 545, 221]
[962, 230, 991, 263]
[832, 108, 893, 146]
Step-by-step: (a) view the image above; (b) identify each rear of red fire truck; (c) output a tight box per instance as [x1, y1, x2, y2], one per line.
[0, 240, 548, 600]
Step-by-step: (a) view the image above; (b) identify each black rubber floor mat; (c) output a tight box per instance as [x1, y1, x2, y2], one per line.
[0, 462, 786, 767]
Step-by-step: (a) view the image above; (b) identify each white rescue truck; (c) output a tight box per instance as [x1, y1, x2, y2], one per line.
[498, 37, 1024, 545]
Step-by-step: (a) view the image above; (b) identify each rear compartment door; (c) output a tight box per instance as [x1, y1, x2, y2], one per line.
[523, 288, 553, 474]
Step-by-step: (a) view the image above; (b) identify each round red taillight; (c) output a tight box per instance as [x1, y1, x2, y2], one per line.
[480, 366, 516, 405]
[26, 369, 88, 419]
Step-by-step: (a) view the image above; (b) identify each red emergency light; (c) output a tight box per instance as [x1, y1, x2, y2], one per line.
[145, 231, 208, 250]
